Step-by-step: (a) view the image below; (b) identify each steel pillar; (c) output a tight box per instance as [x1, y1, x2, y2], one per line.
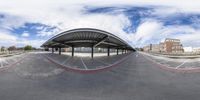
[59, 47, 61, 55]
[72, 46, 74, 57]
[107, 47, 110, 56]
[117, 48, 119, 55]
[91, 47, 94, 58]
[52, 48, 54, 53]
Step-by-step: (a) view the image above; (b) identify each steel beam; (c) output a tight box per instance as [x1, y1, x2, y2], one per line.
[93, 36, 108, 47]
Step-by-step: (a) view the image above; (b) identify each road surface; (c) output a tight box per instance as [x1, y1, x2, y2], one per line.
[0, 52, 200, 100]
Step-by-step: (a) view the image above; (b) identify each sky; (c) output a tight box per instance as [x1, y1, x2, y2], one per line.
[0, 0, 200, 48]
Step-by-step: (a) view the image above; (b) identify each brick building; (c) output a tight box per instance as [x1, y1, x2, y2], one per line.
[143, 38, 184, 53]
[163, 38, 184, 53]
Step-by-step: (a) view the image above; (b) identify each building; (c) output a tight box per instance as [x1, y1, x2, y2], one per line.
[143, 44, 160, 53]
[192, 47, 200, 53]
[143, 45, 150, 52]
[159, 42, 165, 52]
[164, 38, 184, 53]
[151, 44, 160, 52]
[143, 38, 184, 53]
[183, 47, 200, 54]
[183, 47, 193, 52]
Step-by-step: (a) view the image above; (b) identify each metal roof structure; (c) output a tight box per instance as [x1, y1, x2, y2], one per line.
[41, 28, 134, 50]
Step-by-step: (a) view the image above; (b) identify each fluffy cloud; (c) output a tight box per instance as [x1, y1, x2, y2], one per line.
[0, 0, 200, 48]
[21, 32, 29, 37]
[0, 31, 17, 41]
[131, 20, 163, 45]
[16, 39, 45, 48]
[130, 20, 200, 47]
[0, 2, 131, 48]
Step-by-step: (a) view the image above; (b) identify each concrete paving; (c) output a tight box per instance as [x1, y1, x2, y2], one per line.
[0, 52, 200, 100]
[44, 52, 129, 70]
[0, 53, 26, 68]
[140, 52, 200, 69]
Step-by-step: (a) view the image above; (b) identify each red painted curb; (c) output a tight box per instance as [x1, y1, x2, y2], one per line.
[43, 53, 133, 74]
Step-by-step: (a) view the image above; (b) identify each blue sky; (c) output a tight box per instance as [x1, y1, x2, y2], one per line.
[0, 0, 200, 48]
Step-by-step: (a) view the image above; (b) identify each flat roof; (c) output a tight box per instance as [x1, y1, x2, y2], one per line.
[41, 28, 134, 50]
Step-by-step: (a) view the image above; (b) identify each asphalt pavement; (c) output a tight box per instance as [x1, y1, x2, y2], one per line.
[0, 52, 200, 100]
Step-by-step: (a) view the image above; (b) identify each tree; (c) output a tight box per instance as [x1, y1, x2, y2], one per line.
[8, 46, 16, 51]
[1, 46, 5, 52]
[24, 45, 32, 51]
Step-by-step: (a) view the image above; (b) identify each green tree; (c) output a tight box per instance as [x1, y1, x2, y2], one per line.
[24, 45, 32, 51]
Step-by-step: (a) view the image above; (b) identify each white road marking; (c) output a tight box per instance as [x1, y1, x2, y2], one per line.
[61, 57, 70, 65]
[175, 60, 188, 69]
[81, 58, 88, 70]
[136, 54, 138, 57]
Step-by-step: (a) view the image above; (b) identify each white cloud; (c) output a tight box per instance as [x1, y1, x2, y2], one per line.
[127, 20, 163, 47]
[0, 30, 44, 48]
[0, 31, 17, 41]
[0, 30, 18, 47]
[129, 20, 200, 47]
[0, 2, 131, 47]
[134, 20, 162, 41]
[16, 39, 45, 48]
[36, 27, 59, 37]
[21, 32, 29, 37]
[0, 0, 200, 48]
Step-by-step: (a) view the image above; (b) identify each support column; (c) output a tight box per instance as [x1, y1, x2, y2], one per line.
[52, 47, 54, 53]
[59, 47, 61, 55]
[91, 46, 94, 58]
[117, 48, 119, 55]
[72, 46, 74, 57]
[107, 47, 110, 56]
[122, 49, 124, 54]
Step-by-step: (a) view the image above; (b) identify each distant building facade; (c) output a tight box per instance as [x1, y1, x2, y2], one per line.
[150, 44, 160, 52]
[183, 47, 200, 53]
[163, 38, 184, 53]
[143, 38, 184, 53]
[143, 45, 151, 52]
[183, 47, 193, 52]
[159, 42, 165, 52]
[192, 48, 200, 53]
[143, 44, 160, 53]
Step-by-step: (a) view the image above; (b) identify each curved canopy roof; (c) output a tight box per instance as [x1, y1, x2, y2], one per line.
[41, 28, 134, 50]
